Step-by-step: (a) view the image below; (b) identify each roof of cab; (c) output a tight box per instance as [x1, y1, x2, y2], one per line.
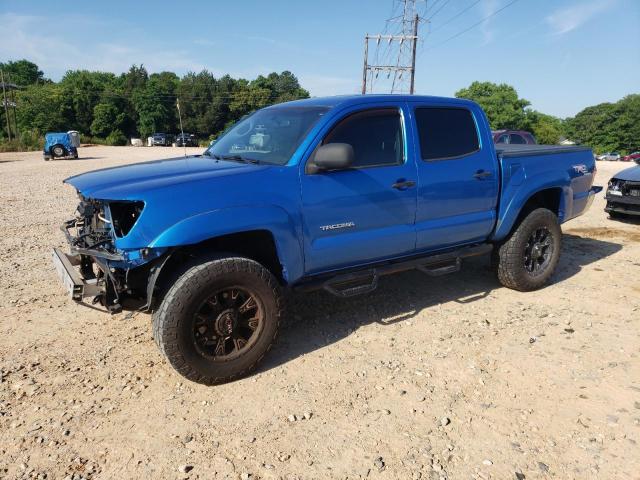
[272, 94, 478, 110]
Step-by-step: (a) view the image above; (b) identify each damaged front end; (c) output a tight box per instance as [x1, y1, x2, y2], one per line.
[53, 196, 168, 312]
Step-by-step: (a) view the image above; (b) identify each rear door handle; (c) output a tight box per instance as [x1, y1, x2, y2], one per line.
[473, 170, 493, 179]
[392, 180, 416, 190]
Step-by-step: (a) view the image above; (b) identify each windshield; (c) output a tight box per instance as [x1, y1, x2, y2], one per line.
[205, 106, 329, 165]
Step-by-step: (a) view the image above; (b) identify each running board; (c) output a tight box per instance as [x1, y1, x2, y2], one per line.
[418, 257, 461, 276]
[295, 243, 493, 297]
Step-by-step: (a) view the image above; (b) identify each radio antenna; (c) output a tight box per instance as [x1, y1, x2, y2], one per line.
[176, 98, 187, 157]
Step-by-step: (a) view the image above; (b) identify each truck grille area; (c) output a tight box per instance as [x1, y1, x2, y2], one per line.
[62, 198, 121, 260]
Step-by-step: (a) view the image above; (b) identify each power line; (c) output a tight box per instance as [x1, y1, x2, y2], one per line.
[429, 0, 482, 34]
[363, 0, 423, 94]
[425, 0, 452, 21]
[426, 0, 522, 51]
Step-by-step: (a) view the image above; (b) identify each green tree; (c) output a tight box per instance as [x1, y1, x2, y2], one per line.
[91, 101, 126, 137]
[564, 95, 640, 154]
[527, 111, 565, 145]
[15, 83, 66, 133]
[455, 81, 530, 130]
[133, 71, 179, 137]
[59, 70, 118, 133]
[0, 59, 47, 85]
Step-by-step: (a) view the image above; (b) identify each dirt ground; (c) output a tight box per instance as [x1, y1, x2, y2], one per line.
[0, 146, 638, 480]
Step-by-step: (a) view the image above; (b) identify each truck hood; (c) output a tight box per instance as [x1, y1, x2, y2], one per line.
[613, 164, 640, 182]
[64, 155, 264, 199]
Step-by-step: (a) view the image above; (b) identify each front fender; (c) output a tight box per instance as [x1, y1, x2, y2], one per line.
[148, 205, 303, 283]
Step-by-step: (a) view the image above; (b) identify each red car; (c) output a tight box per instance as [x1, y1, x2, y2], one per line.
[492, 130, 537, 145]
[621, 151, 640, 162]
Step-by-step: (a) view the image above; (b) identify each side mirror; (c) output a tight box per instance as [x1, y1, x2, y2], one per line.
[309, 143, 354, 173]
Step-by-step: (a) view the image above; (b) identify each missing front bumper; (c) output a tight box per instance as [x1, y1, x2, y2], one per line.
[52, 248, 104, 301]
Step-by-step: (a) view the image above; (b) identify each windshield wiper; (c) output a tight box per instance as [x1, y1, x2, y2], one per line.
[203, 152, 260, 164]
[220, 154, 260, 164]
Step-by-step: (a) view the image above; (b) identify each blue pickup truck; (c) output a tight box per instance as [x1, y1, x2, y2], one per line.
[53, 95, 601, 384]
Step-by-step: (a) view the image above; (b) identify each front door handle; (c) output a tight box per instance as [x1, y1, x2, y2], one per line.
[473, 170, 492, 179]
[392, 180, 416, 190]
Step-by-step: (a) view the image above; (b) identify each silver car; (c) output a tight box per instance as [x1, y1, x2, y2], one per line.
[597, 152, 621, 161]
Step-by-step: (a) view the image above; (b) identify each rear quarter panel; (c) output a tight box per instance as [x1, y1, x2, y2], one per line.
[493, 148, 596, 240]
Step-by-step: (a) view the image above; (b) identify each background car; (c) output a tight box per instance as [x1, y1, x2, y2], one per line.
[152, 133, 174, 146]
[605, 163, 640, 218]
[597, 152, 621, 161]
[621, 151, 640, 162]
[492, 130, 537, 145]
[175, 133, 198, 147]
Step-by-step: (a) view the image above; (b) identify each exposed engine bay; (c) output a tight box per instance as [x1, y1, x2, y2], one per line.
[58, 197, 157, 312]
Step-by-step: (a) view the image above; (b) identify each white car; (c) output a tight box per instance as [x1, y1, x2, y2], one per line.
[597, 152, 621, 161]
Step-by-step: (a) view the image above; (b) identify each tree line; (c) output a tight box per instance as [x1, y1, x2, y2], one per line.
[0, 60, 638, 154]
[0, 59, 309, 150]
[455, 81, 639, 154]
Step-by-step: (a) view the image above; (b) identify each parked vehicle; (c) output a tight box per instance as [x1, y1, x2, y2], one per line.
[175, 133, 198, 147]
[53, 95, 601, 385]
[152, 133, 174, 146]
[621, 151, 640, 162]
[44, 131, 80, 160]
[605, 164, 640, 218]
[492, 130, 537, 145]
[597, 152, 621, 161]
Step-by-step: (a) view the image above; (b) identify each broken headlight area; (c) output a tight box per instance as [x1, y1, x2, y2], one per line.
[63, 198, 121, 260]
[59, 197, 164, 312]
[109, 201, 144, 237]
[607, 178, 624, 196]
[62, 198, 145, 258]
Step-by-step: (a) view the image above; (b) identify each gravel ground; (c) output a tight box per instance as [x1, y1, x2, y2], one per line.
[0, 146, 638, 480]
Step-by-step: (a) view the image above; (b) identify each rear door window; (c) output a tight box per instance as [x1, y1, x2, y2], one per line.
[415, 108, 479, 160]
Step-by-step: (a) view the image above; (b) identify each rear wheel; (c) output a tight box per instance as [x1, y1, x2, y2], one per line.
[496, 208, 561, 291]
[153, 256, 283, 385]
[51, 144, 66, 158]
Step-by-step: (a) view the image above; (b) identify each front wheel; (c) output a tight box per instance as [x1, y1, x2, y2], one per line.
[153, 256, 283, 385]
[495, 208, 561, 291]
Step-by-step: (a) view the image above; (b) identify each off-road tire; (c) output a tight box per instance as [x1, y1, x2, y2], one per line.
[152, 256, 283, 385]
[496, 208, 561, 291]
[51, 144, 66, 158]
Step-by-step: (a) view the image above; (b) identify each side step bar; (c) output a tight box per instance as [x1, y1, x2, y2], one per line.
[295, 243, 493, 297]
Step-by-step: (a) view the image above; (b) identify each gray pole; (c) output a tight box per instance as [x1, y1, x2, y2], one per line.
[1, 69, 11, 141]
[361, 34, 369, 94]
[8, 73, 18, 139]
[409, 14, 419, 95]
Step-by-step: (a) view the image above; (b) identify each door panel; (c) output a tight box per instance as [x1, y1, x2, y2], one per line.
[411, 105, 499, 251]
[300, 105, 418, 274]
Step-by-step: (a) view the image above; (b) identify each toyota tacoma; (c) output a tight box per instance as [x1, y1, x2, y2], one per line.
[53, 95, 602, 385]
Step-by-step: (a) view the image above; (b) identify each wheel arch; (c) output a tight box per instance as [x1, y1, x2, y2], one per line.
[147, 229, 291, 312]
[493, 185, 568, 240]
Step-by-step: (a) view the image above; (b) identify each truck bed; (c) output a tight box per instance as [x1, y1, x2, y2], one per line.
[492, 143, 598, 240]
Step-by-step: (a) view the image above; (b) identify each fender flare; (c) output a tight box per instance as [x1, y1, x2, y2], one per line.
[148, 205, 303, 283]
[492, 176, 571, 241]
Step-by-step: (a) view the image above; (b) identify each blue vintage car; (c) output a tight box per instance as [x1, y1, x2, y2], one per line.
[44, 131, 80, 160]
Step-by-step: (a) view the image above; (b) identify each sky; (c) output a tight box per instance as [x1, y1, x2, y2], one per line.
[0, 0, 638, 118]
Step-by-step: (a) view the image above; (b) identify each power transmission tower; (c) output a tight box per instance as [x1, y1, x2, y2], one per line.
[362, 0, 423, 95]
